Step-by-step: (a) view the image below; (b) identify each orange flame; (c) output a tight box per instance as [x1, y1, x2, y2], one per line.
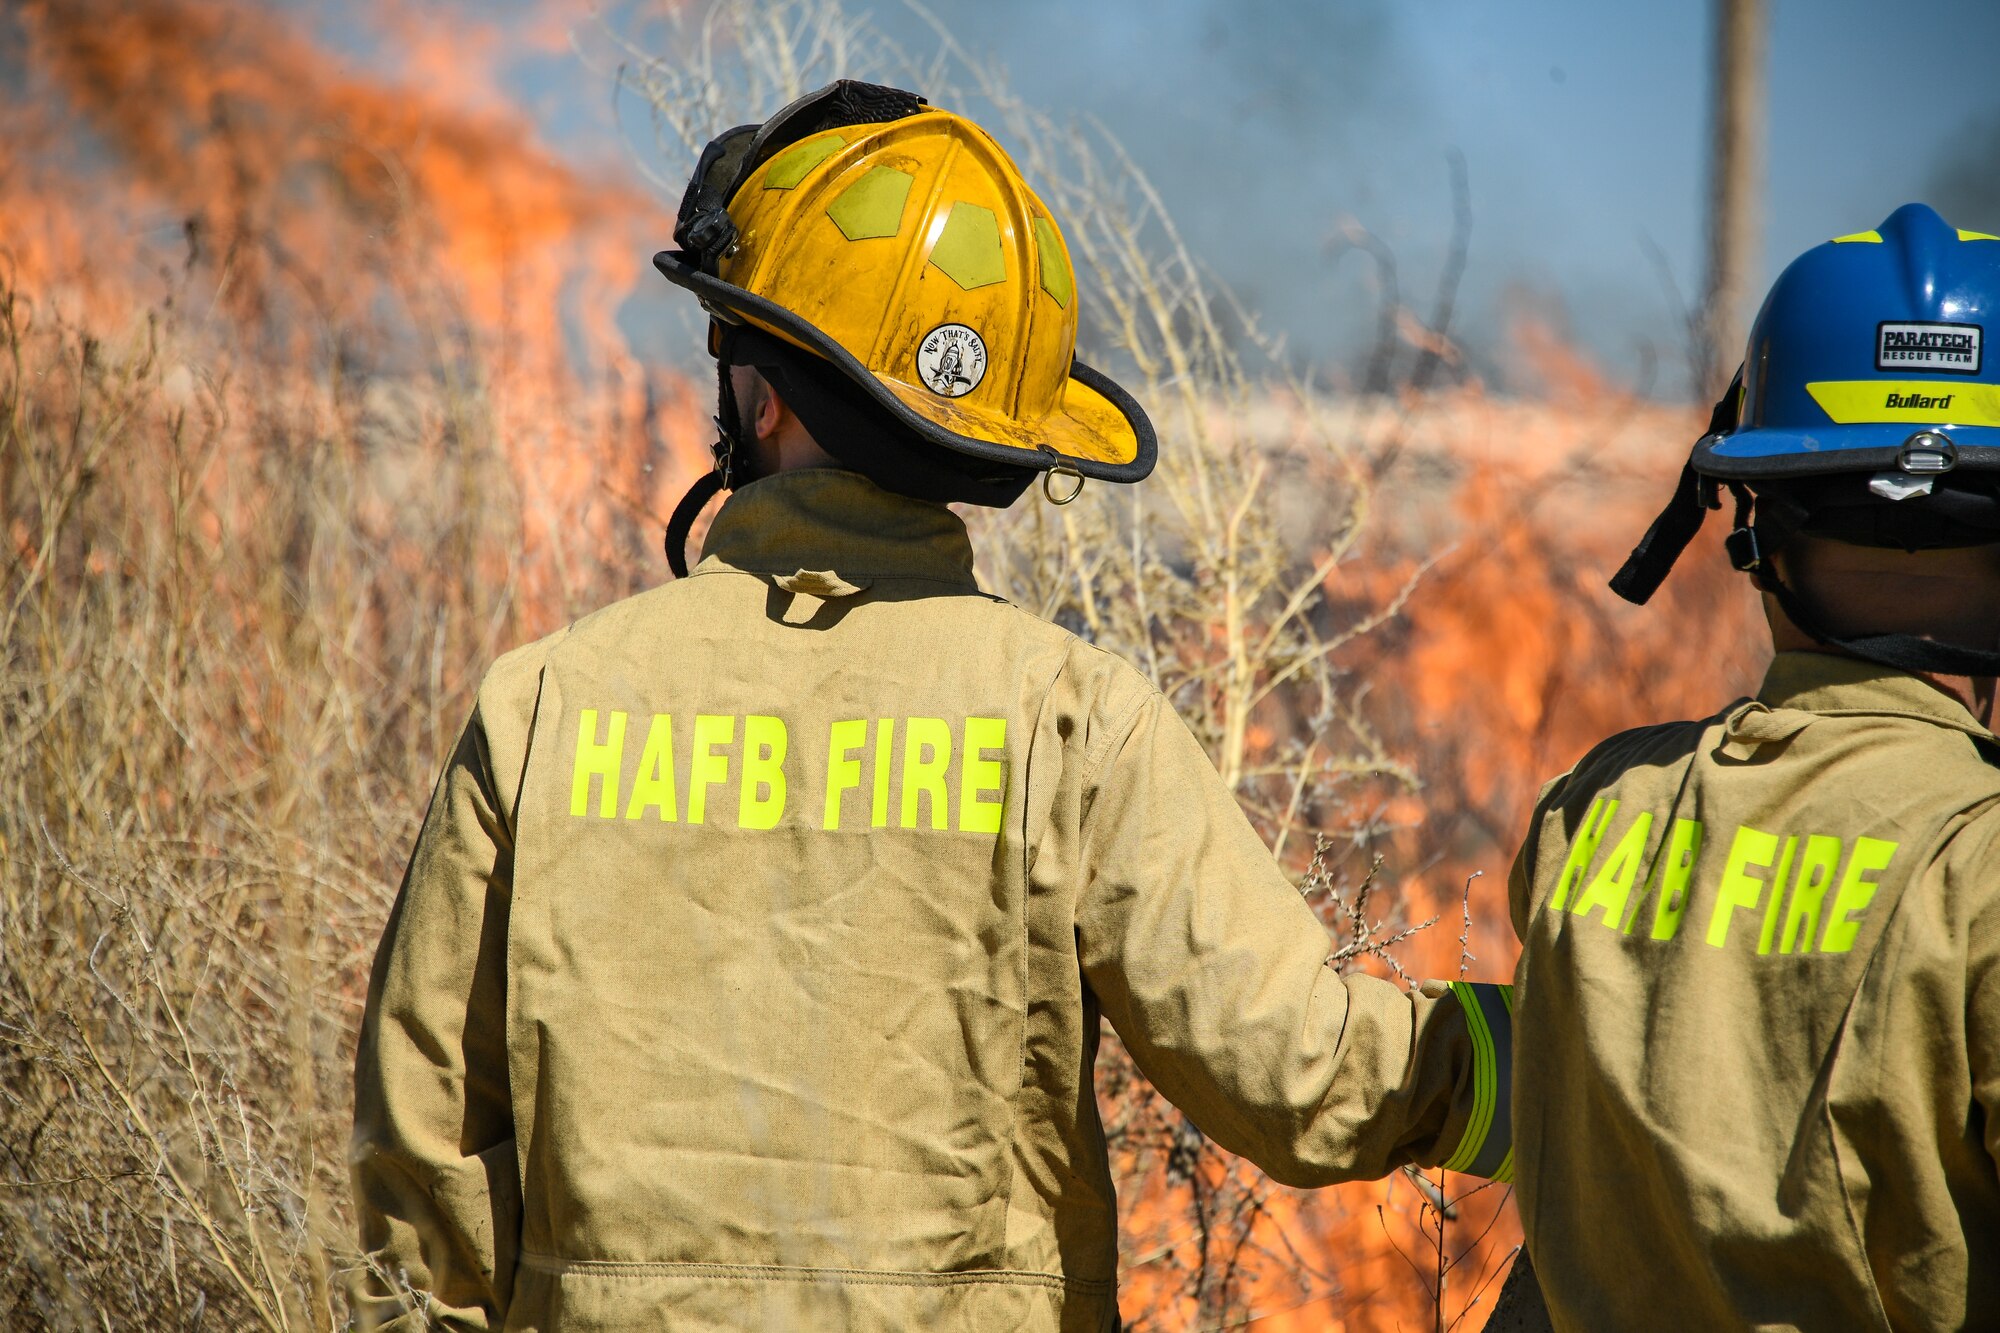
[4, 7, 1768, 1324]
[12, 0, 709, 622]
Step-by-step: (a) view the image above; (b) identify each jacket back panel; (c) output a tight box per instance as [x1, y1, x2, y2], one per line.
[501, 563, 1124, 1326]
[1512, 658, 2000, 1331]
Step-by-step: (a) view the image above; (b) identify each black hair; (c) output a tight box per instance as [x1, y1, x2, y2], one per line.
[1749, 472, 2000, 554]
[727, 324, 1037, 508]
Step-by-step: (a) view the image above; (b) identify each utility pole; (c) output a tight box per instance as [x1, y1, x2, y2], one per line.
[1699, 0, 1767, 400]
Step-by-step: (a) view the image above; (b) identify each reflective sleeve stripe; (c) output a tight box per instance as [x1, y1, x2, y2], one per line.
[1440, 981, 1493, 1173]
[1442, 981, 1515, 1181]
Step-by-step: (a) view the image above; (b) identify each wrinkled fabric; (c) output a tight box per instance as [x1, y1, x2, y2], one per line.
[1509, 651, 2000, 1332]
[351, 469, 1503, 1332]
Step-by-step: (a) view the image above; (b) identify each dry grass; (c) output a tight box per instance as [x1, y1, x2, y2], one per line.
[0, 236, 550, 1325]
[0, 201, 1445, 1333]
[0, 2, 1755, 1329]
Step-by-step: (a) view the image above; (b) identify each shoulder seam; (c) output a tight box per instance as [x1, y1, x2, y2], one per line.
[1081, 677, 1160, 795]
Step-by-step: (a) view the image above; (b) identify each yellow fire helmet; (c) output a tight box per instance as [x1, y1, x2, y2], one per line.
[654, 81, 1155, 573]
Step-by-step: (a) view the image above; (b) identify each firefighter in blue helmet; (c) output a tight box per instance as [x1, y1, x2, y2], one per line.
[1499, 203, 2000, 1330]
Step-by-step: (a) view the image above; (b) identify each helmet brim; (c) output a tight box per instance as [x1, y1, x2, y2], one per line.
[655, 249, 1157, 484]
[1695, 424, 2000, 478]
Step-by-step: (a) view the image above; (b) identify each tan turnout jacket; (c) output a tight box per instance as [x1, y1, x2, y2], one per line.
[1510, 652, 2000, 1330]
[351, 470, 1511, 1332]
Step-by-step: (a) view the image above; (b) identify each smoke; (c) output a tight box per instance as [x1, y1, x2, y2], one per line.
[1927, 110, 2000, 231]
[1194, 0, 1407, 137]
[875, 0, 1441, 372]
[6, 0, 702, 615]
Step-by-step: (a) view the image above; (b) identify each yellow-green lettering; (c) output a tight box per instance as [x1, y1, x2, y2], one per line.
[1551, 798, 1618, 910]
[1779, 834, 1842, 954]
[1821, 836, 1897, 953]
[900, 716, 953, 830]
[871, 718, 896, 828]
[738, 715, 787, 829]
[1706, 824, 1779, 949]
[1755, 836, 1799, 954]
[824, 720, 866, 830]
[1645, 818, 1704, 939]
[688, 714, 735, 826]
[1572, 812, 1653, 928]
[623, 713, 678, 822]
[571, 708, 627, 818]
[958, 717, 1007, 834]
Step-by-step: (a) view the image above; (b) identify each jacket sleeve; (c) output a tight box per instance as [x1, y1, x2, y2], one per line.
[1072, 688, 1512, 1187]
[349, 701, 520, 1331]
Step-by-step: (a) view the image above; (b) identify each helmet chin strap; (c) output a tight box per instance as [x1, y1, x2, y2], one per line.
[1612, 365, 2000, 678]
[1608, 369, 1738, 606]
[664, 326, 762, 578]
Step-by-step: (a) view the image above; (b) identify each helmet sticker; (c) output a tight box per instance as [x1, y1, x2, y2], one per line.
[917, 323, 987, 398]
[1876, 320, 1981, 374]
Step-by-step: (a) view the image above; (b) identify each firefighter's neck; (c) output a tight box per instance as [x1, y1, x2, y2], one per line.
[1763, 537, 2000, 727]
[735, 365, 839, 476]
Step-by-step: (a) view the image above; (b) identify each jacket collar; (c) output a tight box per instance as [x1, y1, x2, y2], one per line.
[696, 468, 978, 587]
[1757, 650, 1996, 742]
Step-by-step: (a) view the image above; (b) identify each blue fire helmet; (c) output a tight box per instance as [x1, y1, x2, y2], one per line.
[1612, 203, 2000, 677]
[1696, 202, 2000, 480]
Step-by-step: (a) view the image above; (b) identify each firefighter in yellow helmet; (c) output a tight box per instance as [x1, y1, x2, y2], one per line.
[651, 81, 1154, 567]
[349, 82, 1514, 1332]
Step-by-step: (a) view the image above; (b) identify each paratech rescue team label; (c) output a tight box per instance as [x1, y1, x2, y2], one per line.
[569, 708, 1008, 833]
[1876, 320, 1981, 373]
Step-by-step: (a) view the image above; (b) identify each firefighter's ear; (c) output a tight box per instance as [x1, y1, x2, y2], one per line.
[753, 377, 791, 442]
[730, 365, 788, 444]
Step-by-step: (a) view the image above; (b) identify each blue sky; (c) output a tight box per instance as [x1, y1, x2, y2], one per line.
[339, 0, 2000, 398]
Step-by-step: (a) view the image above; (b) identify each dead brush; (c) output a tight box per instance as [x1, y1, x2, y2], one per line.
[935, 45, 1490, 1331]
[0, 235, 553, 1325]
[0, 265, 361, 1326]
[628, 7, 1489, 1315]
[0, 3, 1540, 1330]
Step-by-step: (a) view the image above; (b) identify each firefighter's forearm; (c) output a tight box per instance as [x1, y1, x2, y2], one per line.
[1075, 691, 1511, 1185]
